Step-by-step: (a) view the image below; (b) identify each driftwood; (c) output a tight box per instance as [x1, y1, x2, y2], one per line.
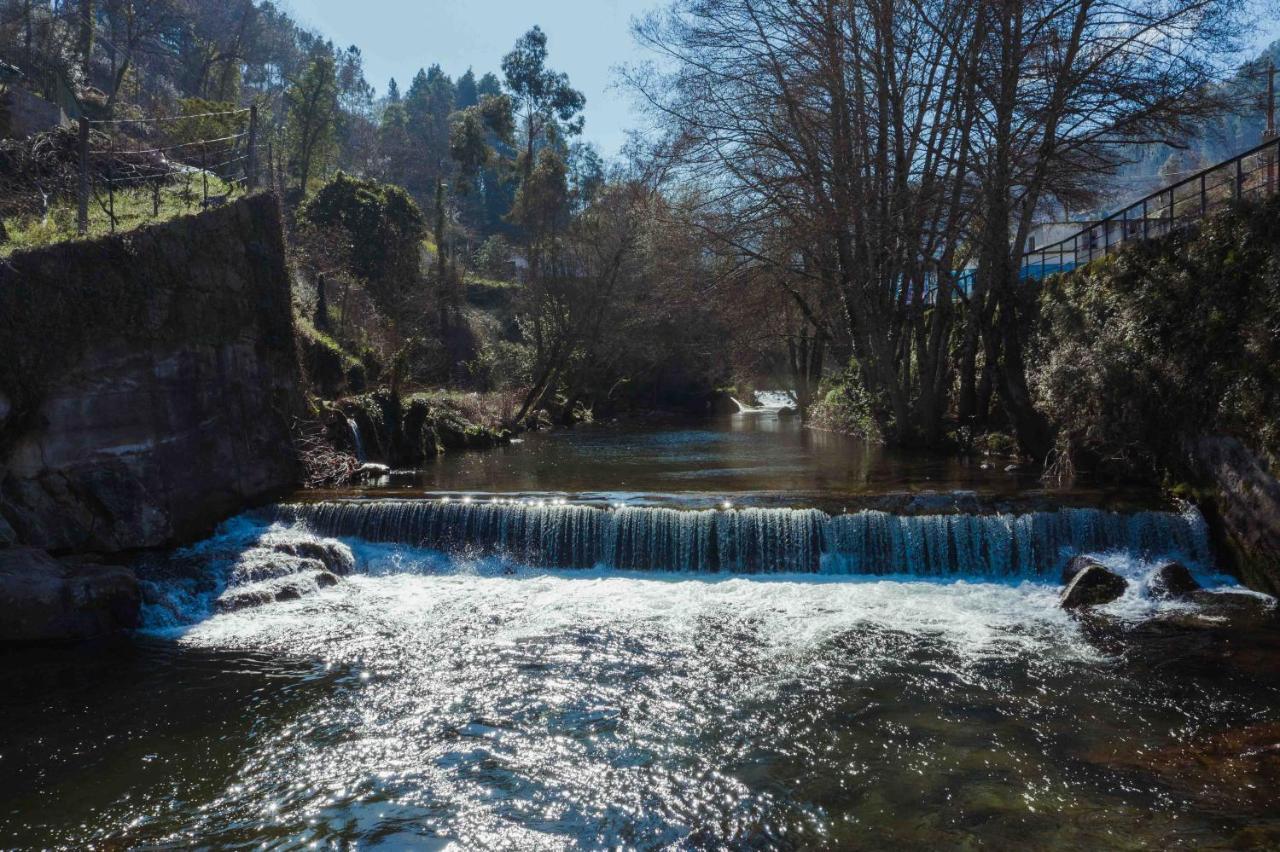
[292, 418, 358, 489]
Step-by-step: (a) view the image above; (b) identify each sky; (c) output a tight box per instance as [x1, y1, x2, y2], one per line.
[285, 0, 1280, 162]
[285, 0, 666, 159]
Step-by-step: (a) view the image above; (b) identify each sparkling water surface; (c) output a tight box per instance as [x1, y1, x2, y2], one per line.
[2, 415, 1278, 849]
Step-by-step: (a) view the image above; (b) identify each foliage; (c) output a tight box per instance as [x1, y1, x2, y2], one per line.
[1, 171, 237, 256]
[472, 235, 514, 279]
[284, 48, 341, 194]
[1030, 197, 1280, 480]
[301, 172, 426, 285]
[808, 365, 884, 442]
[501, 25, 585, 172]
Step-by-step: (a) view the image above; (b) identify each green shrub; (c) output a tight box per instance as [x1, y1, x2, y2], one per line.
[808, 364, 883, 441]
[300, 172, 426, 285]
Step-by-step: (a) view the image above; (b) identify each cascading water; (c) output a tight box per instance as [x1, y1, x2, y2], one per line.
[731, 390, 797, 412]
[347, 418, 366, 463]
[271, 499, 1211, 577]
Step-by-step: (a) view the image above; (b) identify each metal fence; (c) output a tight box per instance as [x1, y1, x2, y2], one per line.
[75, 105, 259, 235]
[1020, 135, 1280, 280]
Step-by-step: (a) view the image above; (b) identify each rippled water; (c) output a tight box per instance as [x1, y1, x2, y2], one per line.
[2, 519, 1278, 849]
[3, 416, 1278, 848]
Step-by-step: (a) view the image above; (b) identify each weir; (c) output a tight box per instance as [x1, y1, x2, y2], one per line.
[272, 500, 1211, 576]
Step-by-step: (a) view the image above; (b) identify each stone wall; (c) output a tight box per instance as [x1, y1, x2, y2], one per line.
[0, 87, 69, 139]
[0, 194, 302, 554]
[1187, 436, 1280, 598]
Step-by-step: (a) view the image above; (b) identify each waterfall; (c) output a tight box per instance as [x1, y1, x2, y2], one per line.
[271, 500, 1211, 577]
[731, 391, 796, 412]
[347, 418, 366, 463]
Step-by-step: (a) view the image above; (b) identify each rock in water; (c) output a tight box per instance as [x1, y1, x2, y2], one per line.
[1061, 554, 1105, 585]
[215, 570, 340, 613]
[1061, 563, 1128, 609]
[0, 548, 140, 641]
[1148, 561, 1201, 600]
[271, 540, 355, 576]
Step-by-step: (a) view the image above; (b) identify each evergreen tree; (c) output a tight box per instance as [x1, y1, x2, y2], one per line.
[476, 71, 502, 98]
[456, 67, 478, 109]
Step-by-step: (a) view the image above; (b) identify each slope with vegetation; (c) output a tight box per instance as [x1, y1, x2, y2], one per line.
[1027, 196, 1280, 594]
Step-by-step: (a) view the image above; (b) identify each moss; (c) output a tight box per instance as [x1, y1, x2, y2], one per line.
[296, 316, 362, 397]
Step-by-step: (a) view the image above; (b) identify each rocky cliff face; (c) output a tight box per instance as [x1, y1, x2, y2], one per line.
[0, 194, 302, 557]
[1187, 436, 1280, 598]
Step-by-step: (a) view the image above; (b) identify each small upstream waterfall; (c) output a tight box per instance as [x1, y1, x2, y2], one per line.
[272, 500, 1211, 577]
[347, 418, 367, 463]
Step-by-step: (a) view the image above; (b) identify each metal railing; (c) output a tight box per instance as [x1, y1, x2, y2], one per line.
[74, 105, 259, 235]
[1020, 135, 1280, 280]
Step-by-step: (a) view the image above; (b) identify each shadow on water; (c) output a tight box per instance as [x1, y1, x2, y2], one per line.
[0, 638, 350, 848]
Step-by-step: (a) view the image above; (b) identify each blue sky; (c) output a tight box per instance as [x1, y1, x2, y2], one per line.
[286, 0, 664, 158]
[286, 0, 1280, 161]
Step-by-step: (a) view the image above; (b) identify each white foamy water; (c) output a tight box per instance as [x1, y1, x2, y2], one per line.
[141, 510, 1241, 657]
[26, 512, 1271, 849]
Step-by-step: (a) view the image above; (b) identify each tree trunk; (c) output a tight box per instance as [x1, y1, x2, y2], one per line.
[77, 0, 94, 82]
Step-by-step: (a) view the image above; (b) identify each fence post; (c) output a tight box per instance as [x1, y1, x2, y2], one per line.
[106, 135, 115, 234]
[1236, 156, 1243, 201]
[1200, 173, 1207, 216]
[77, 116, 90, 235]
[1142, 198, 1148, 240]
[201, 142, 208, 206]
[247, 104, 258, 191]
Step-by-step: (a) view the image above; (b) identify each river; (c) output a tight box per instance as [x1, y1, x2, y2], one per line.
[1, 412, 1277, 849]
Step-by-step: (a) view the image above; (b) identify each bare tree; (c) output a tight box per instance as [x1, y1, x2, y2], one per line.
[965, 0, 1243, 460]
[629, 0, 982, 446]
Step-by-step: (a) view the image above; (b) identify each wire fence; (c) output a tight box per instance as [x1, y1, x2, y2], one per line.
[75, 106, 259, 235]
[1021, 135, 1280, 280]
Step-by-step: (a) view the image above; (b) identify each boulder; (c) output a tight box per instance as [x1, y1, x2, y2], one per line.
[353, 462, 391, 482]
[1148, 561, 1201, 600]
[1060, 563, 1128, 609]
[1061, 554, 1105, 585]
[0, 547, 140, 642]
[215, 569, 339, 613]
[270, 539, 355, 576]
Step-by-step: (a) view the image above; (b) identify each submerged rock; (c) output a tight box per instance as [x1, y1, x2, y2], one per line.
[1088, 722, 1280, 816]
[0, 547, 140, 641]
[1060, 562, 1128, 609]
[352, 462, 391, 482]
[1148, 561, 1200, 600]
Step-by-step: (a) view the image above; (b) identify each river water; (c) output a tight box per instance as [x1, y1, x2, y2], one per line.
[2, 413, 1278, 849]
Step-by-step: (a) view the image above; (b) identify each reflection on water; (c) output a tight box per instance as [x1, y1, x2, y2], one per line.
[2, 564, 1278, 849]
[349, 414, 1147, 508]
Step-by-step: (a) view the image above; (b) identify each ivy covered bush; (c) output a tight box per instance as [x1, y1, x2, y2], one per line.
[300, 172, 426, 286]
[1030, 195, 1280, 480]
